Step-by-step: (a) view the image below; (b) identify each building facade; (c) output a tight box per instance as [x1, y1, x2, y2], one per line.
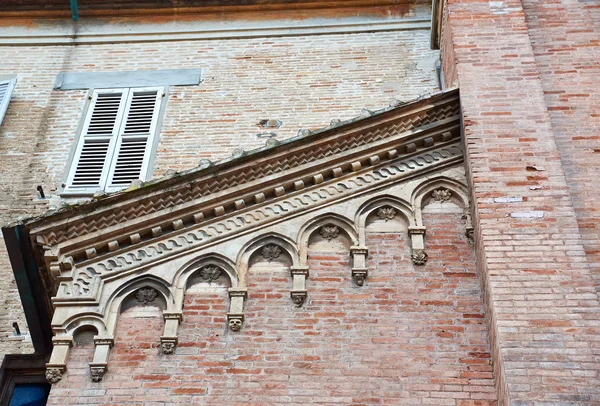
[0, 0, 598, 405]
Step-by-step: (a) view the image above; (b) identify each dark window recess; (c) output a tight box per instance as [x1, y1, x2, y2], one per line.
[8, 383, 50, 406]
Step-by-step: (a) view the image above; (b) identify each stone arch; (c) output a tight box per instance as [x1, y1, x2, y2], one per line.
[63, 313, 108, 338]
[236, 233, 300, 288]
[297, 213, 358, 265]
[105, 275, 174, 337]
[173, 253, 238, 310]
[411, 176, 469, 227]
[355, 195, 415, 246]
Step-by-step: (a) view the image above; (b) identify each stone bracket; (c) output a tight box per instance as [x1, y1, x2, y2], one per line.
[46, 336, 73, 384]
[161, 312, 183, 354]
[350, 246, 369, 286]
[89, 336, 114, 382]
[227, 289, 247, 331]
[290, 266, 309, 306]
[408, 226, 427, 265]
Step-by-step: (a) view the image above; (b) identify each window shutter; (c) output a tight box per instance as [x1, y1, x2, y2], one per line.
[106, 87, 162, 191]
[0, 77, 17, 126]
[65, 89, 128, 192]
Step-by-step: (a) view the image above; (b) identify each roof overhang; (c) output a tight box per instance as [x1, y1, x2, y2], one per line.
[4, 87, 461, 351]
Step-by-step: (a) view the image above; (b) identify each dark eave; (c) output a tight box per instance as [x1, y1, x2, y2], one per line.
[0, 0, 424, 18]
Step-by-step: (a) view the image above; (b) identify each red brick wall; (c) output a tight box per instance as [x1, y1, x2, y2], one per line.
[442, 0, 600, 402]
[46, 211, 496, 404]
[0, 25, 440, 358]
[522, 0, 600, 290]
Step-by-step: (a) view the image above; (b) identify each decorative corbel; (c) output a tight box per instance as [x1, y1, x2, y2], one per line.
[227, 288, 248, 332]
[89, 337, 114, 382]
[408, 226, 428, 265]
[46, 336, 74, 384]
[160, 312, 183, 354]
[350, 246, 369, 286]
[290, 266, 309, 307]
[462, 205, 474, 246]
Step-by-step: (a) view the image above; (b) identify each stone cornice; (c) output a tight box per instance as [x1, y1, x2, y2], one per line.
[21, 88, 460, 299]
[27, 89, 459, 246]
[0, 18, 430, 46]
[54, 142, 462, 304]
[0, 0, 423, 18]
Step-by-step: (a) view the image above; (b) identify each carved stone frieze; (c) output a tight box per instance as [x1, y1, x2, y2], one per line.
[352, 270, 367, 286]
[290, 291, 307, 306]
[376, 206, 396, 221]
[161, 340, 176, 355]
[54, 145, 464, 303]
[411, 249, 428, 265]
[431, 188, 452, 202]
[135, 287, 158, 304]
[45, 367, 63, 384]
[30, 91, 460, 249]
[466, 228, 474, 246]
[319, 225, 340, 240]
[89, 364, 106, 382]
[228, 314, 244, 332]
[261, 244, 282, 262]
[199, 265, 222, 281]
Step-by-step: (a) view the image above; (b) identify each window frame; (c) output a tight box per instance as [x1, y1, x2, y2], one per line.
[60, 85, 168, 197]
[0, 354, 49, 406]
[0, 75, 17, 126]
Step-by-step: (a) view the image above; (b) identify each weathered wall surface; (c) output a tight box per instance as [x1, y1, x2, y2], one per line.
[522, 0, 600, 290]
[0, 11, 440, 359]
[442, 0, 600, 402]
[46, 210, 496, 404]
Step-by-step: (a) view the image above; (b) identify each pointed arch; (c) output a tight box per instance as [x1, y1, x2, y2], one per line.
[296, 213, 358, 265]
[411, 176, 469, 226]
[236, 233, 300, 288]
[63, 313, 108, 338]
[355, 195, 415, 245]
[105, 274, 174, 337]
[172, 253, 238, 310]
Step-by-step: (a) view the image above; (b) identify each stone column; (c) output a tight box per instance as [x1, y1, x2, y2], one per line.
[350, 246, 369, 286]
[89, 337, 114, 382]
[290, 265, 309, 306]
[160, 312, 183, 354]
[408, 226, 427, 265]
[46, 336, 74, 384]
[227, 288, 247, 331]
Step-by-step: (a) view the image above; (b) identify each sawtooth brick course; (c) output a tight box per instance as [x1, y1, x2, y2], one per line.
[46, 212, 496, 404]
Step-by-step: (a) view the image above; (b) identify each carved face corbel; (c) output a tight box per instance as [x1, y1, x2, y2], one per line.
[350, 246, 369, 286]
[227, 289, 248, 331]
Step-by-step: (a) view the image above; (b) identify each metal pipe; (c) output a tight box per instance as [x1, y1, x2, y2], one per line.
[70, 0, 79, 21]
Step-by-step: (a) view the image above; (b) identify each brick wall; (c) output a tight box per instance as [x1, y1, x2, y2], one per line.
[521, 0, 600, 290]
[45, 211, 495, 404]
[442, 0, 600, 402]
[0, 24, 440, 358]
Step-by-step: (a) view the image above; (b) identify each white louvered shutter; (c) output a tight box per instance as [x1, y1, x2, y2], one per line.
[105, 87, 162, 192]
[65, 89, 128, 193]
[0, 77, 17, 126]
